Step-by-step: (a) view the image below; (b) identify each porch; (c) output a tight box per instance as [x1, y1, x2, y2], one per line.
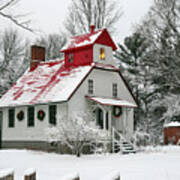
[86, 96, 137, 153]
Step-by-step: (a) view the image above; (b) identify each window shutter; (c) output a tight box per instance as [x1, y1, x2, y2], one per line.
[49, 105, 57, 125]
[8, 109, 15, 128]
[28, 107, 34, 127]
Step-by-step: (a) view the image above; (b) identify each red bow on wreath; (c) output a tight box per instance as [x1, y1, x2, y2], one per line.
[37, 110, 45, 121]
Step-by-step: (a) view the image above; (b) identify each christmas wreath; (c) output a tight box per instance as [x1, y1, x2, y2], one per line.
[113, 106, 122, 117]
[37, 110, 45, 121]
[17, 111, 24, 121]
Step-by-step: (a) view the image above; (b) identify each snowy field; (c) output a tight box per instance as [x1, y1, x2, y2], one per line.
[0, 146, 180, 180]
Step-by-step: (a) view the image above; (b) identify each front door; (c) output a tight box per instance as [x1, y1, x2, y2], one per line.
[0, 111, 2, 148]
[96, 108, 103, 129]
[106, 112, 109, 130]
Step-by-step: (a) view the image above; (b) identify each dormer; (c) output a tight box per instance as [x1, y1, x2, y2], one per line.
[61, 25, 117, 67]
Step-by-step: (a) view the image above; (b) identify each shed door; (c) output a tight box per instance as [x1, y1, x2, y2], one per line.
[0, 111, 2, 148]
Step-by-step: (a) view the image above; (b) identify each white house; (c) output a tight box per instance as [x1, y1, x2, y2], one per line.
[0, 26, 138, 153]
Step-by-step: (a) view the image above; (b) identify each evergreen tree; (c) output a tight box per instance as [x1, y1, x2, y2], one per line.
[115, 33, 150, 130]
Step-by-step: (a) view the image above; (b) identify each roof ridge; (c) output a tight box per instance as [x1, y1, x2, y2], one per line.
[39, 59, 64, 65]
[71, 29, 103, 38]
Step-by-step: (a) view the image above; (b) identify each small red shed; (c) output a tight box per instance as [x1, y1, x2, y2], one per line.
[164, 121, 180, 145]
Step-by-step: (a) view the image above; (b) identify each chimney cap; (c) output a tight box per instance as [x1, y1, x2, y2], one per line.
[31, 45, 45, 49]
[90, 25, 95, 33]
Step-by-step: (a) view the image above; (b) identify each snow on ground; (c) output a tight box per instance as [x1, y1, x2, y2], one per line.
[0, 146, 180, 180]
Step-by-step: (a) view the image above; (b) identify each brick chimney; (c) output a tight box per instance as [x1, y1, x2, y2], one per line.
[90, 25, 95, 33]
[30, 45, 45, 71]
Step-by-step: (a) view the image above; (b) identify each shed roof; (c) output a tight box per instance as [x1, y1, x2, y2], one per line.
[164, 121, 180, 128]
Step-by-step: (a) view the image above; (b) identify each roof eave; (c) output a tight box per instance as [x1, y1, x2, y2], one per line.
[0, 100, 68, 109]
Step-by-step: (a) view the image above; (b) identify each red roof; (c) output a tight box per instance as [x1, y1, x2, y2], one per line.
[0, 60, 93, 107]
[61, 29, 117, 52]
[0, 61, 138, 108]
[0, 59, 122, 108]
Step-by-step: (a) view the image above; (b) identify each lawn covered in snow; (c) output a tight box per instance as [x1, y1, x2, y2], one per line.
[0, 146, 180, 180]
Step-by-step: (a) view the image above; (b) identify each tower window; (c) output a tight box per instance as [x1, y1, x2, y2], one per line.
[100, 48, 105, 60]
[112, 83, 118, 98]
[68, 53, 73, 63]
[88, 79, 93, 94]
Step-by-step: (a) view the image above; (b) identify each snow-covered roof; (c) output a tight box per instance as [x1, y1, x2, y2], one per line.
[61, 29, 103, 52]
[0, 60, 92, 108]
[0, 58, 137, 108]
[164, 121, 180, 128]
[86, 96, 137, 108]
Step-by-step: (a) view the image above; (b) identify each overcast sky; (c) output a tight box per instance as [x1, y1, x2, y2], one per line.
[0, 0, 153, 42]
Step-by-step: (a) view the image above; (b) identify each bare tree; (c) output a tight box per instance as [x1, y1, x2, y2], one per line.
[0, 28, 30, 97]
[64, 0, 122, 35]
[35, 33, 67, 60]
[0, 0, 32, 32]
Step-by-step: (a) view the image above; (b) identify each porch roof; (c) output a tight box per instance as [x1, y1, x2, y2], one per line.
[85, 96, 137, 108]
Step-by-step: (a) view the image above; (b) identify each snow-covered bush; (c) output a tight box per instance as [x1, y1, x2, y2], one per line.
[161, 94, 180, 124]
[45, 112, 110, 157]
[131, 130, 152, 147]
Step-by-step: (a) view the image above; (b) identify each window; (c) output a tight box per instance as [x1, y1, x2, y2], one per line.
[49, 105, 57, 125]
[68, 53, 73, 63]
[8, 108, 15, 128]
[100, 48, 105, 60]
[112, 83, 118, 98]
[28, 107, 34, 127]
[88, 79, 93, 94]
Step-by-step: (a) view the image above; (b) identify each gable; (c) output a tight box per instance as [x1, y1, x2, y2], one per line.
[68, 64, 137, 106]
[90, 68, 137, 105]
[94, 29, 117, 51]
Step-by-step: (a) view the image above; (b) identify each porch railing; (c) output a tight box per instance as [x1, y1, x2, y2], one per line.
[112, 127, 135, 153]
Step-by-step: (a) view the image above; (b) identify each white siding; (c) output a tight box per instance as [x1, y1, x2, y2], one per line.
[56, 103, 68, 125]
[93, 44, 115, 66]
[68, 68, 136, 138]
[2, 103, 67, 141]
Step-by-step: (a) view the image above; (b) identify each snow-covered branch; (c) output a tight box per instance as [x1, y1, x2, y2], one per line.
[45, 112, 110, 157]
